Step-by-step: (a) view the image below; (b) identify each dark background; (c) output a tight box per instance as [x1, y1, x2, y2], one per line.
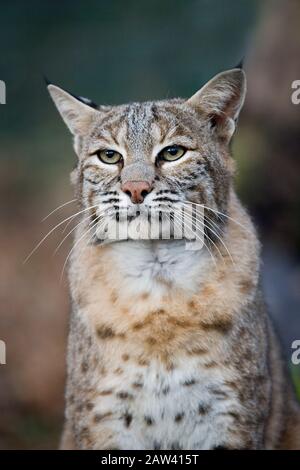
[0, 0, 299, 449]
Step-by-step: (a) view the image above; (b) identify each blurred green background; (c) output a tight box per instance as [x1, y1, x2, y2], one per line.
[0, 0, 299, 449]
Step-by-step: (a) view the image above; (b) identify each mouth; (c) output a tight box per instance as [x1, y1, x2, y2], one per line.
[127, 209, 141, 223]
[93, 202, 205, 250]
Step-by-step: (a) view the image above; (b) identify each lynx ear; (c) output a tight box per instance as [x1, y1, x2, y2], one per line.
[47, 84, 98, 136]
[187, 69, 246, 141]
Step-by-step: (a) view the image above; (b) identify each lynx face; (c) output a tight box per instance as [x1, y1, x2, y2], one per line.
[48, 69, 245, 245]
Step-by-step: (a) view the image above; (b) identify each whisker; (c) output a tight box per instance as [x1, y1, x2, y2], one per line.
[60, 218, 101, 282]
[164, 208, 217, 265]
[174, 209, 225, 263]
[204, 222, 234, 266]
[185, 211, 235, 266]
[203, 212, 225, 235]
[54, 208, 112, 255]
[203, 214, 234, 255]
[62, 204, 98, 233]
[53, 214, 92, 255]
[183, 201, 252, 236]
[53, 210, 113, 255]
[42, 198, 77, 221]
[171, 210, 221, 266]
[174, 206, 235, 266]
[60, 209, 114, 281]
[24, 204, 99, 264]
[171, 215, 217, 268]
[62, 215, 78, 235]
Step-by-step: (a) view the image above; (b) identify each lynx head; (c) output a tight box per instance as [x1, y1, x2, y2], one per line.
[48, 68, 246, 245]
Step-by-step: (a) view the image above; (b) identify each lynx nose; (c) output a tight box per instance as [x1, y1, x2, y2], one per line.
[121, 181, 152, 204]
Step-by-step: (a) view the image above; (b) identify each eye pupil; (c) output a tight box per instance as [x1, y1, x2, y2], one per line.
[168, 146, 178, 155]
[106, 150, 115, 158]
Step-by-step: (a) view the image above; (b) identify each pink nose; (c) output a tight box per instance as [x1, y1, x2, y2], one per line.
[121, 181, 152, 204]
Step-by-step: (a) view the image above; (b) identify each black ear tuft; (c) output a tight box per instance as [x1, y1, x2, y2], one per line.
[44, 75, 99, 109]
[43, 75, 52, 86]
[234, 58, 244, 70]
[71, 94, 99, 109]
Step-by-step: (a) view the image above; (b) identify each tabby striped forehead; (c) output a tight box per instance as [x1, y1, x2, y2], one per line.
[90, 99, 197, 162]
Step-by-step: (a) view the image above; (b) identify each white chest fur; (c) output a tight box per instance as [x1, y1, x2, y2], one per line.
[109, 240, 212, 299]
[91, 354, 239, 450]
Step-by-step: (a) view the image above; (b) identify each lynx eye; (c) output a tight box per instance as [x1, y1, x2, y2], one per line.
[97, 149, 122, 164]
[158, 145, 186, 162]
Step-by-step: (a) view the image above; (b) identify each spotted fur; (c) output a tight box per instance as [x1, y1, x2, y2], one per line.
[48, 69, 300, 450]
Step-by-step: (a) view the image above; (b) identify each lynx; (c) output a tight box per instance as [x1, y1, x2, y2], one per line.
[48, 68, 300, 449]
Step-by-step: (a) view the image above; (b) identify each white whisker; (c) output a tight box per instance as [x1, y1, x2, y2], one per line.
[60, 209, 114, 281]
[171, 210, 221, 266]
[54, 208, 112, 255]
[171, 215, 218, 268]
[183, 201, 252, 236]
[173, 209, 225, 263]
[53, 214, 92, 255]
[192, 213, 235, 266]
[174, 205, 235, 266]
[202, 215, 235, 262]
[60, 220, 100, 282]
[42, 198, 77, 221]
[24, 204, 99, 264]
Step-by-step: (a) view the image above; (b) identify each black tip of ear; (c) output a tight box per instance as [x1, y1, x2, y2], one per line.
[72, 94, 99, 109]
[43, 75, 52, 86]
[43, 75, 99, 109]
[234, 58, 244, 70]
